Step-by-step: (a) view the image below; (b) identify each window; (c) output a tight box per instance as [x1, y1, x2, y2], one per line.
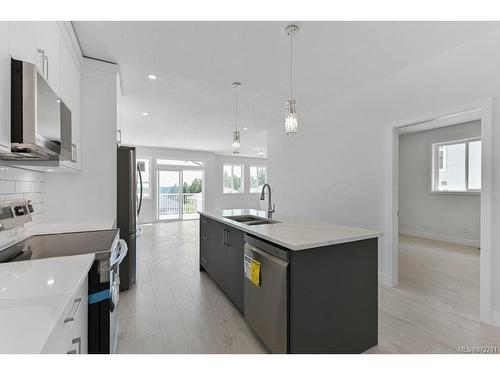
[250, 166, 267, 193]
[432, 138, 481, 192]
[157, 159, 203, 167]
[137, 158, 151, 199]
[223, 164, 243, 193]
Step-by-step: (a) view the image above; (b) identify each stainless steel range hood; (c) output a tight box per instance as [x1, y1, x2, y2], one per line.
[0, 58, 72, 161]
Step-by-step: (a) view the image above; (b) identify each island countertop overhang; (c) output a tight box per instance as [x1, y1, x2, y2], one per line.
[198, 209, 382, 251]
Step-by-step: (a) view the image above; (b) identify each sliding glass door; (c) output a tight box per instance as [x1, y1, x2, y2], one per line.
[157, 170, 181, 220]
[157, 169, 203, 221]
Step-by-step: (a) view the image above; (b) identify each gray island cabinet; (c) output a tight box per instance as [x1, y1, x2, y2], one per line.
[199, 211, 379, 354]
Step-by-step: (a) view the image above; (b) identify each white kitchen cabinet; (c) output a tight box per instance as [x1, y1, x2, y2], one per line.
[59, 26, 82, 171]
[38, 22, 61, 94]
[9, 22, 60, 93]
[8, 21, 39, 65]
[0, 22, 11, 153]
[41, 276, 88, 354]
[3, 21, 83, 172]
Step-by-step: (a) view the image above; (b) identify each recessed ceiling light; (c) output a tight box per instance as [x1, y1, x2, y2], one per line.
[243, 127, 248, 131]
[46, 169, 54, 172]
[141, 112, 149, 116]
[147, 74, 158, 80]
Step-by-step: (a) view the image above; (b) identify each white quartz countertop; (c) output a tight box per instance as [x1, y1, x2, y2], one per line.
[199, 209, 381, 251]
[0, 253, 94, 353]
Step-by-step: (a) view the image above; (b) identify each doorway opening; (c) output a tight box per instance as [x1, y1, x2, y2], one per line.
[157, 169, 203, 221]
[386, 99, 493, 324]
[398, 120, 481, 319]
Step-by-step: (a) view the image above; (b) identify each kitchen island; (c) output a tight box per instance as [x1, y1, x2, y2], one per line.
[199, 209, 381, 354]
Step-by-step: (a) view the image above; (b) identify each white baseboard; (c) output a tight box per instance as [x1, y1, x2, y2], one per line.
[490, 310, 500, 328]
[399, 228, 480, 248]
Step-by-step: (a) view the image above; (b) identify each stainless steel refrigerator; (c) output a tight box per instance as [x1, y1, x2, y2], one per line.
[117, 146, 137, 291]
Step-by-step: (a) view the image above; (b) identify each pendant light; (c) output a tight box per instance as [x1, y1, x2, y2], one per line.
[285, 24, 299, 135]
[232, 82, 241, 154]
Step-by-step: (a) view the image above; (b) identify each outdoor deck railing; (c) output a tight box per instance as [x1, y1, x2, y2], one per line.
[159, 193, 202, 215]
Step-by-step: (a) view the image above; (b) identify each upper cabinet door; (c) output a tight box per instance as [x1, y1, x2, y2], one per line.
[59, 31, 81, 171]
[8, 22, 39, 65]
[38, 22, 60, 94]
[9, 22, 60, 94]
[0, 22, 11, 152]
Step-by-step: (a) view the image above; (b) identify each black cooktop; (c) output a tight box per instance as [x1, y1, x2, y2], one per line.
[0, 229, 119, 263]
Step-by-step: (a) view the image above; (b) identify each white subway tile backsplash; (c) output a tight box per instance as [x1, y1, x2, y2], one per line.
[5, 167, 25, 181]
[32, 182, 44, 193]
[0, 180, 16, 194]
[23, 170, 44, 182]
[32, 203, 43, 215]
[15, 181, 32, 194]
[0, 166, 45, 221]
[23, 192, 44, 204]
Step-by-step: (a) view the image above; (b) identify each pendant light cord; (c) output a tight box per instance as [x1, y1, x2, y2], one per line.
[235, 84, 238, 131]
[290, 30, 293, 99]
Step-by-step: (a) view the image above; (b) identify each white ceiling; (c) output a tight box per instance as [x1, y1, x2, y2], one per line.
[72, 21, 499, 157]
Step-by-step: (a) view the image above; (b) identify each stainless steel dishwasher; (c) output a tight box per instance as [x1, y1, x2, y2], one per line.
[243, 234, 289, 354]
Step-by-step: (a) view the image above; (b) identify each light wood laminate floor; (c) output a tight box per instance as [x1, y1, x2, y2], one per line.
[117, 222, 500, 354]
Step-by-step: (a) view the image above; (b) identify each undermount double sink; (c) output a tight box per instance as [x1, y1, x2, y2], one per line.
[224, 215, 280, 226]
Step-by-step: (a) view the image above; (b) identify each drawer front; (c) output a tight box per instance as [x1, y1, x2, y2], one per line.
[42, 276, 88, 354]
[200, 216, 210, 235]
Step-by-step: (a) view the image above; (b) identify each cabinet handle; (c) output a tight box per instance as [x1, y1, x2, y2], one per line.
[223, 229, 226, 245]
[201, 235, 208, 240]
[201, 257, 208, 263]
[44, 55, 49, 80]
[71, 144, 77, 163]
[67, 337, 81, 354]
[226, 229, 230, 246]
[64, 297, 82, 323]
[73, 337, 82, 354]
[201, 219, 208, 223]
[36, 48, 45, 75]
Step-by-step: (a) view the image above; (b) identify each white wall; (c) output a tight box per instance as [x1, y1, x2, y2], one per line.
[398, 121, 481, 247]
[135, 146, 267, 223]
[44, 59, 118, 224]
[267, 28, 500, 319]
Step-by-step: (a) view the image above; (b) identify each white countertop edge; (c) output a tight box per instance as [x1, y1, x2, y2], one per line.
[199, 210, 382, 251]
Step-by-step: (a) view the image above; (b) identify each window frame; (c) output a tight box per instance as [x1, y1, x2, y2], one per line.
[137, 158, 152, 199]
[249, 165, 267, 194]
[431, 137, 481, 194]
[222, 164, 244, 194]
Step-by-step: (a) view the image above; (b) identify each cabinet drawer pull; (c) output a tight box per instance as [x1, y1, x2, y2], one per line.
[201, 257, 208, 263]
[201, 219, 208, 224]
[72, 337, 82, 354]
[64, 297, 83, 323]
[201, 235, 208, 240]
[67, 337, 82, 354]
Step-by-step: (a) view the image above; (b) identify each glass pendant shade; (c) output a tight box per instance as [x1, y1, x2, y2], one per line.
[232, 130, 240, 154]
[285, 99, 298, 135]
